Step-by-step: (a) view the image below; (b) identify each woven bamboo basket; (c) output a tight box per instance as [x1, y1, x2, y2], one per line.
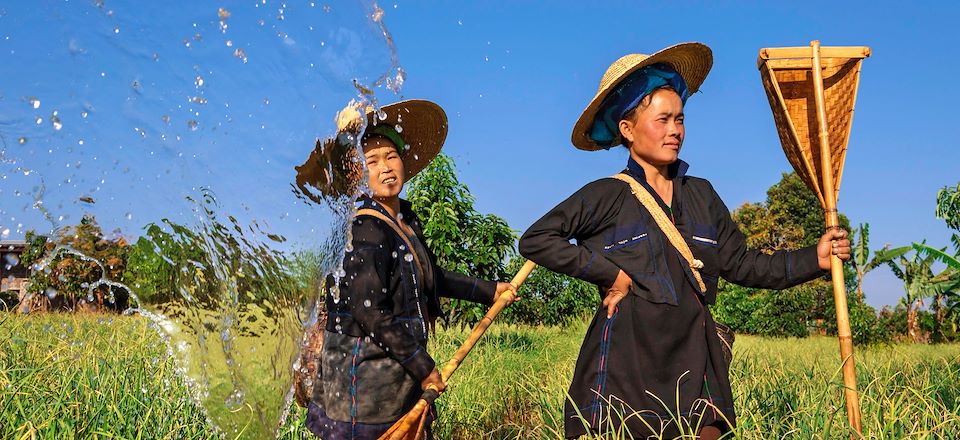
[758, 41, 871, 438]
[758, 45, 870, 205]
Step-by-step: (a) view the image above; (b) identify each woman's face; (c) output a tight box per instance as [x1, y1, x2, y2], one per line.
[363, 136, 406, 200]
[619, 88, 685, 167]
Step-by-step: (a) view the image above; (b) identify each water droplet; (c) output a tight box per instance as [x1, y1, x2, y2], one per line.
[233, 48, 248, 63]
[345, 242, 353, 252]
[225, 40, 233, 47]
[45, 288, 57, 299]
[113, 27, 120, 34]
[28, 97, 41, 109]
[218, 7, 231, 20]
[50, 114, 63, 131]
[131, 80, 142, 92]
[457, 19, 463, 25]
[363, 300, 372, 307]
[187, 120, 199, 131]
[189, 96, 208, 105]
[413, 154, 419, 160]
[403, 144, 411, 151]
[404, 253, 414, 262]
[17, 137, 26, 145]
[391, 251, 397, 258]
[194, 75, 204, 88]
[80, 110, 88, 118]
[161, 115, 171, 124]
[35, 117, 42, 125]
[394, 124, 403, 133]
[125, 212, 133, 220]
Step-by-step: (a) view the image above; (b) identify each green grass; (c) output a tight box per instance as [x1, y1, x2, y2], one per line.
[2, 313, 959, 439]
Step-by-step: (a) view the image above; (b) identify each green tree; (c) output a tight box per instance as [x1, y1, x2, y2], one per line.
[405, 153, 516, 325]
[499, 256, 596, 326]
[19, 215, 129, 311]
[719, 172, 855, 337]
[884, 244, 959, 343]
[850, 223, 909, 302]
[935, 182, 960, 231]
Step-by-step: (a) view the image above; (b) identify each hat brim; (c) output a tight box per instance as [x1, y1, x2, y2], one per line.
[294, 99, 447, 203]
[367, 99, 447, 180]
[571, 42, 713, 151]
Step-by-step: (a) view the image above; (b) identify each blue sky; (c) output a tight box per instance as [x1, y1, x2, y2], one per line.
[381, 1, 959, 308]
[1, 1, 958, 308]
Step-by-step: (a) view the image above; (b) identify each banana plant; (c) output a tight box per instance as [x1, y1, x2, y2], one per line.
[850, 223, 910, 302]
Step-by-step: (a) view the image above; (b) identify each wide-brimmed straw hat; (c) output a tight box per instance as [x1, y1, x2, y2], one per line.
[571, 42, 713, 151]
[295, 99, 447, 201]
[367, 99, 448, 179]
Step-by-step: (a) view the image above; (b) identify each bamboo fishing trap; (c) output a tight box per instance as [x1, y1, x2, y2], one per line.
[758, 40, 871, 436]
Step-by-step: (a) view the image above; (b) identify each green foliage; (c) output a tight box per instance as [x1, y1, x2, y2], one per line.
[20, 216, 130, 311]
[405, 153, 516, 325]
[499, 256, 597, 326]
[935, 182, 960, 231]
[6, 314, 960, 439]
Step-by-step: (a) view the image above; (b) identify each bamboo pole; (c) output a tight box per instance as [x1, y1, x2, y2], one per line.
[440, 260, 537, 382]
[810, 39, 863, 437]
[379, 260, 538, 440]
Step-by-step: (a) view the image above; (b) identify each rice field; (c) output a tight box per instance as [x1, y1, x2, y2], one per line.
[1, 313, 958, 439]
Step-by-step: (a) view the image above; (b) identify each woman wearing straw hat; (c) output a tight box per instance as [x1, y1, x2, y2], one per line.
[519, 43, 850, 439]
[296, 100, 518, 439]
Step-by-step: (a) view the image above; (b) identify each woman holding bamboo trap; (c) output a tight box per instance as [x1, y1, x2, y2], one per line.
[519, 43, 851, 439]
[295, 100, 517, 439]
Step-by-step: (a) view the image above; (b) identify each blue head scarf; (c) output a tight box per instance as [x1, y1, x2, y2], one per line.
[589, 63, 688, 149]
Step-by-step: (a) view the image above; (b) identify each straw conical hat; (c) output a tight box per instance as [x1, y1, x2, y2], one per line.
[572, 42, 713, 151]
[295, 99, 447, 202]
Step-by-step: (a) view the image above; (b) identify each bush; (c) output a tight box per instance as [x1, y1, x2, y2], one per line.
[499, 257, 597, 327]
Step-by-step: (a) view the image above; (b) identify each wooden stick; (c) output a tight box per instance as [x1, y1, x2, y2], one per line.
[760, 46, 871, 61]
[811, 39, 864, 437]
[440, 260, 537, 382]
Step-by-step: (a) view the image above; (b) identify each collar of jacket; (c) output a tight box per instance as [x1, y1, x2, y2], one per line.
[625, 156, 689, 181]
[355, 195, 416, 223]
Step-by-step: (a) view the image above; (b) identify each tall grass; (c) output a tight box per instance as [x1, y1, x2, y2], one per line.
[2, 313, 959, 439]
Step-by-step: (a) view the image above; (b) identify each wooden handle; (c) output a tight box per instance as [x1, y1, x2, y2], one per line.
[811, 40, 863, 438]
[440, 260, 537, 382]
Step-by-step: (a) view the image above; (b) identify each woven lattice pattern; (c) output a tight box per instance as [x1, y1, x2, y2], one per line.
[760, 57, 863, 204]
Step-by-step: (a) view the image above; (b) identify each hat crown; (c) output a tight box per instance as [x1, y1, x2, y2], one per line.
[598, 53, 651, 94]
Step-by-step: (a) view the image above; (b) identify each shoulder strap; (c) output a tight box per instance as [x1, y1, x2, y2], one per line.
[610, 173, 707, 294]
[355, 208, 426, 279]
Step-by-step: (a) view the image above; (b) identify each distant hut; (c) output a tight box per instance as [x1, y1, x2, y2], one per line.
[0, 240, 30, 309]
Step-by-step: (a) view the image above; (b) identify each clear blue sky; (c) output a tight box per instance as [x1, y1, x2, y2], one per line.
[1, 1, 957, 309]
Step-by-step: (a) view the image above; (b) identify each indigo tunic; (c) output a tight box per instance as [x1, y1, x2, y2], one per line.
[307, 196, 496, 439]
[519, 158, 824, 438]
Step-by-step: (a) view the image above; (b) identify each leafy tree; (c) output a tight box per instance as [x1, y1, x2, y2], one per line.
[19, 215, 129, 311]
[885, 245, 959, 343]
[850, 223, 909, 302]
[405, 153, 516, 325]
[935, 182, 960, 231]
[719, 172, 854, 337]
[499, 256, 596, 326]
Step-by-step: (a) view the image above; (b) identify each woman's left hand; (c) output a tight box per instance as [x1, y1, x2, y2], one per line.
[493, 282, 519, 305]
[816, 228, 851, 269]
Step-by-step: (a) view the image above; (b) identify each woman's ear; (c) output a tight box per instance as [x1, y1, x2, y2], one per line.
[618, 119, 634, 145]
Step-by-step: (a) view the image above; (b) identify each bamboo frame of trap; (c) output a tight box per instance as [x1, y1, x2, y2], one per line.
[758, 40, 871, 437]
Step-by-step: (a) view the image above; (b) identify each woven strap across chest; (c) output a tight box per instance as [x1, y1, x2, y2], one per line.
[610, 173, 707, 294]
[355, 208, 426, 278]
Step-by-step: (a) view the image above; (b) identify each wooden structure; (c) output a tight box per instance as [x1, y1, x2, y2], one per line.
[0, 240, 30, 306]
[758, 41, 870, 437]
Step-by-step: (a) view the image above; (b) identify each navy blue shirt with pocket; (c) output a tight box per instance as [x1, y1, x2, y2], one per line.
[520, 157, 824, 438]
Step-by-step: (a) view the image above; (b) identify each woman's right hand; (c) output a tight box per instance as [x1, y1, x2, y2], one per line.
[421, 368, 447, 393]
[602, 270, 632, 318]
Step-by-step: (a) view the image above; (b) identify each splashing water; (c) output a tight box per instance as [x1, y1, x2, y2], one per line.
[1, 1, 404, 437]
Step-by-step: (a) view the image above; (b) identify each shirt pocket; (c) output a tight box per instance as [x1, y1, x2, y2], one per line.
[689, 222, 721, 282]
[601, 222, 654, 274]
